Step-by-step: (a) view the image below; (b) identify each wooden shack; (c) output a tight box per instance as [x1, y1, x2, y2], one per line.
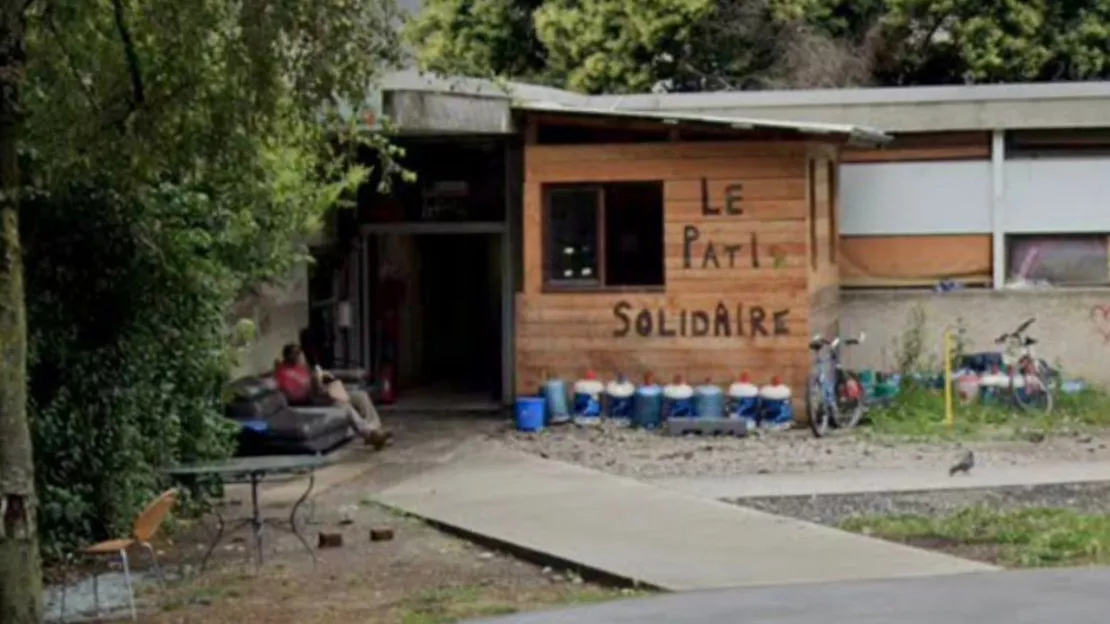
[515, 106, 888, 409]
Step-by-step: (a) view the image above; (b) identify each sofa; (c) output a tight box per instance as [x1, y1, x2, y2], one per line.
[224, 371, 367, 456]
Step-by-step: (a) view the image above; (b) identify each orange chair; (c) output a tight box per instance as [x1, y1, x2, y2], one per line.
[62, 488, 179, 621]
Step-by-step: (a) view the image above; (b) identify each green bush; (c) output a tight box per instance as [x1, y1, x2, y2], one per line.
[16, 0, 407, 559]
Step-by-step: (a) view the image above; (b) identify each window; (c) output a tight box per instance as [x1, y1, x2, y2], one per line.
[1007, 234, 1110, 286]
[827, 160, 838, 264]
[808, 159, 818, 270]
[544, 182, 664, 289]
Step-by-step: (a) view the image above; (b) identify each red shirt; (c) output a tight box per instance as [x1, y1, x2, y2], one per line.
[274, 363, 312, 404]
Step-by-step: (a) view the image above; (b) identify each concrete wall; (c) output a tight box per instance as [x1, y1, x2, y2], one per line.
[839, 289, 1110, 386]
[231, 267, 310, 379]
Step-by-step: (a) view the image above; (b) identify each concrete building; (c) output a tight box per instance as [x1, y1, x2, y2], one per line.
[239, 71, 1110, 402]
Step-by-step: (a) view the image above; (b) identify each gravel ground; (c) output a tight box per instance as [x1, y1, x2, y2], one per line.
[496, 421, 1110, 479]
[734, 481, 1110, 527]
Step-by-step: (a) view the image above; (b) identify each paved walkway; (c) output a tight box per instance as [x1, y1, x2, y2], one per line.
[649, 460, 1110, 499]
[374, 448, 994, 591]
[473, 567, 1110, 624]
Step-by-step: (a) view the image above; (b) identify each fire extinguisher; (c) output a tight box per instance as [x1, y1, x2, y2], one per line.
[377, 364, 397, 405]
[374, 273, 405, 405]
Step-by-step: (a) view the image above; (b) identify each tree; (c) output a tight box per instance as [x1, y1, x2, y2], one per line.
[408, 0, 1110, 90]
[878, 0, 1110, 84]
[533, 0, 715, 94]
[0, 0, 40, 619]
[407, 0, 549, 82]
[0, 1, 404, 616]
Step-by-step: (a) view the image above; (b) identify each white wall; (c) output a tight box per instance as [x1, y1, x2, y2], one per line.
[231, 267, 310, 379]
[840, 161, 992, 235]
[1003, 157, 1110, 233]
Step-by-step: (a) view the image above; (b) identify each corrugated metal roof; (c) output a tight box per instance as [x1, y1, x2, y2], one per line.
[515, 100, 890, 146]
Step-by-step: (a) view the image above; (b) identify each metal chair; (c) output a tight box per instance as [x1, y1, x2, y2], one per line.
[61, 488, 179, 622]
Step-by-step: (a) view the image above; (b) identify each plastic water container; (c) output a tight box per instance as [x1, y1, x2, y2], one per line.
[514, 397, 546, 432]
[694, 380, 725, 419]
[606, 374, 635, 424]
[632, 373, 664, 430]
[573, 370, 604, 425]
[955, 370, 981, 402]
[1062, 380, 1087, 394]
[727, 372, 760, 428]
[978, 367, 1009, 405]
[541, 375, 571, 425]
[662, 375, 694, 420]
[758, 376, 794, 430]
[856, 369, 877, 400]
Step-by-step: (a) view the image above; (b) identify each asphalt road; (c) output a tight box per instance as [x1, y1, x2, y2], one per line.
[473, 568, 1110, 624]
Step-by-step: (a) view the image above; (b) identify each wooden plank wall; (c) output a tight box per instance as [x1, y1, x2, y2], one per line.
[518, 142, 817, 396]
[808, 147, 841, 339]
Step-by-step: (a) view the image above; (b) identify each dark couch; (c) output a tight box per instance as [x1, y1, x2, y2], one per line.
[224, 375, 357, 456]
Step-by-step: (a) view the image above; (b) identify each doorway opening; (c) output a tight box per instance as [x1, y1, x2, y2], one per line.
[369, 232, 504, 410]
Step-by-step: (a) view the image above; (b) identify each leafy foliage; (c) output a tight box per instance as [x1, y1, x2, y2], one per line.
[20, 0, 402, 557]
[408, 0, 1110, 92]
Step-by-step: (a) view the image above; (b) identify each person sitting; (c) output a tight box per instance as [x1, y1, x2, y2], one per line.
[273, 343, 392, 450]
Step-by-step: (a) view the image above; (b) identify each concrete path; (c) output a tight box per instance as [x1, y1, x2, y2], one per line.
[649, 460, 1110, 499]
[472, 567, 1110, 624]
[374, 448, 994, 591]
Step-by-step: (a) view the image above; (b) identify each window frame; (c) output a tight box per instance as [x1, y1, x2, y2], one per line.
[1005, 233, 1110, 288]
[827, 160, 838, 265]
[541, 182, 665, 293]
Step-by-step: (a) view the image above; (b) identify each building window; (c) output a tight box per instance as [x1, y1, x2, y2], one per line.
[1007, 234, 1110, 286]
[544, 182, 664, 289]
[808, 159, 818, 270]
[827, 160, 838, 264]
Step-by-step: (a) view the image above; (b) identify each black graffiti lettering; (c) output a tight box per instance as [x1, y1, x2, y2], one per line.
[713, 302, 731, 337]
[701, 242, 720, 269]
[724, 183, 743, 215]
[635, 310, 653, 337]
[701, 178, 743, 216]
[691, 310, 710, 336]
[750, 306, 768, 337]
[658, 308, 676, 337]
[773, 309, 790, 336]
[613, 301, 632, 337]
[613, 304, 791, 338]
[700, 178, 719, 216]
[683, 225, 699, 269]
[723, 244, 741, 268]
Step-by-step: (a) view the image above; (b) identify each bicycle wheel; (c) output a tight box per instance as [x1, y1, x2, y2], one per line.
[832, 370, 865, 429]
[807, 373, 830, 437]
[1013, 372, 1055, 414]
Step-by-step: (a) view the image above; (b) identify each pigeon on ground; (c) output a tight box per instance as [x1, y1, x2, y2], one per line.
[949, 449, 975, 476]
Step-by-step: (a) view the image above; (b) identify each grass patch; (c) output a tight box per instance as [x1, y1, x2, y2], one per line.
[862, 383, 1110, 441]
[396, 584, 645, 624]
[840, 507, 1110, 568]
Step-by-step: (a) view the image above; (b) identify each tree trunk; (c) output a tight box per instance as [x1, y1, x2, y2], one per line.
[0, 0, 41, 622]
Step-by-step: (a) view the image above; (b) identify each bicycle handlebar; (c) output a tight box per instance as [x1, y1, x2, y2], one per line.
[810, 332, 866, 350]
[994, 317, 1036, 344]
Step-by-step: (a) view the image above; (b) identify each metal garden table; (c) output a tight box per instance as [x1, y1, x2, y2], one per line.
[162, 454, 330, 571]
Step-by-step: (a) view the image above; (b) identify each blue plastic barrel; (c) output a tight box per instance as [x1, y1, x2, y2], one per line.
[515, 397, 546, 432]
[694, 383, 725, 419]
[541, 377, 571, 424]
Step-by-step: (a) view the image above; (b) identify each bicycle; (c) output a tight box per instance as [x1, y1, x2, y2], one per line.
[994, 317, 1055, 414]
[806, 332, 866, 438]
